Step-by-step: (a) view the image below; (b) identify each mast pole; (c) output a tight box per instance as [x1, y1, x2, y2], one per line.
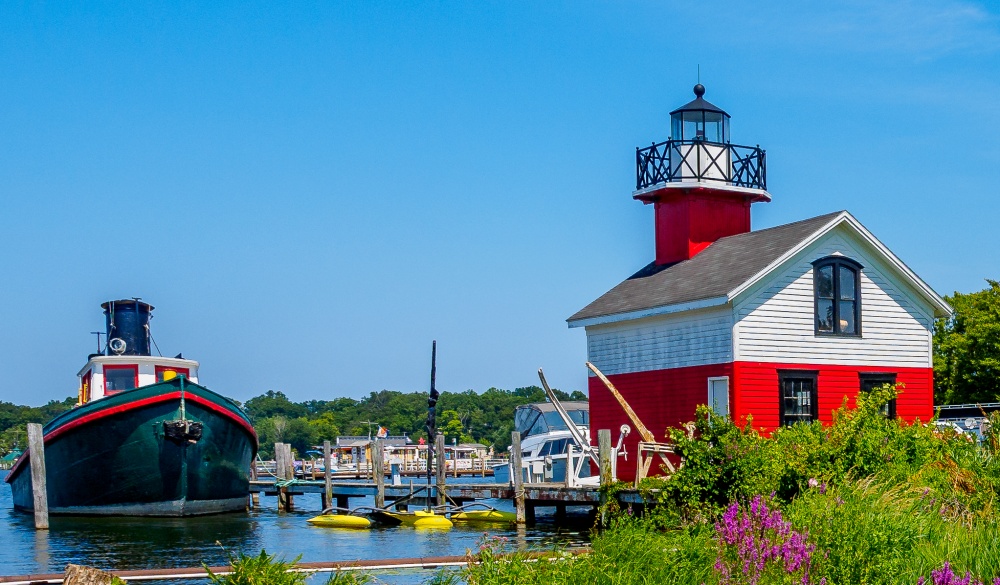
[425, 341, 438, 511]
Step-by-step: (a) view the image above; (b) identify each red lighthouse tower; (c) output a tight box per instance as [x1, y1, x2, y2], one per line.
[634, 84, 769, 264]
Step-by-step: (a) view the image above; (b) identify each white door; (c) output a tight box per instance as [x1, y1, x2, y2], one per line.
[708, 377, 730, 417]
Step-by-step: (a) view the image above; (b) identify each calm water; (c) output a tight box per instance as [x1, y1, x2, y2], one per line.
[0, 472, 591, 583]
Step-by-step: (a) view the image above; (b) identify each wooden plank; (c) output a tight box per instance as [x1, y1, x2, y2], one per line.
[27, 423, 48, 530]
[0, 551, 593, 584]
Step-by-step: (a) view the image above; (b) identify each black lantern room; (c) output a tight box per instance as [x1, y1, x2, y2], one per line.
[670, 84, 730, 143]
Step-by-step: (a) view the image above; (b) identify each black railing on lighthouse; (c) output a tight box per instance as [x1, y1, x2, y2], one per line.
[635, 139, 767, 192]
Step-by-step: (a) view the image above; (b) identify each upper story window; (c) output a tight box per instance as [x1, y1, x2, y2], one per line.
[813, 256, 863, 336]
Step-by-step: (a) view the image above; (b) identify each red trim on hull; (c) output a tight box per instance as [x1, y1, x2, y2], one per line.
[7, 391, 256, 480]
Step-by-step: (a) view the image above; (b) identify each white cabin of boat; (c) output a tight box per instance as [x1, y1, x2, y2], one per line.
[76, 299, 200, 406]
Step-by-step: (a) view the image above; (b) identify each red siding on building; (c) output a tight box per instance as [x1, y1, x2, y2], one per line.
[588, 361, 934, 481]
[588, 363, 732, 481]
[732, 361, 934, 430]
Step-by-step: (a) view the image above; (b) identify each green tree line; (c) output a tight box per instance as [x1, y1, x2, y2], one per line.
[0, 397, 77, 454]
[245, 385, 586, 458]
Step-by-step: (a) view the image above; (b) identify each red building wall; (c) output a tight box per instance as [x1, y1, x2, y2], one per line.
[587, 363, 731, 481]
[588, 361, 934, 481]
[732, 361, 934, 430]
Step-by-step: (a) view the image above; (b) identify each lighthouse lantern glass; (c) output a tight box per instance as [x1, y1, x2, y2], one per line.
[671, 110, 729, 143]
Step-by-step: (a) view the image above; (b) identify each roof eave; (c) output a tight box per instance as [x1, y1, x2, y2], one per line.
[567, 295, 730, 328]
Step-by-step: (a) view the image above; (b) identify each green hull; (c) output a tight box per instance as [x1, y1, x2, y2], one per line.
[6, 378, 257, 516]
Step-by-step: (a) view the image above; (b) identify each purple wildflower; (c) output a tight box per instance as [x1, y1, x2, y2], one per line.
[712, 495, 821, 585]
[917, 561, 994, 585]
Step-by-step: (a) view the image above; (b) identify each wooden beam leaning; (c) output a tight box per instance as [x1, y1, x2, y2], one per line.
[511, 431, 525, 524]
[586, 362, 655, 442]
[26, 423, 48, 530]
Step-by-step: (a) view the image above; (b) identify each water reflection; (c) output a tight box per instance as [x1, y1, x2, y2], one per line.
[0, 472, 590, 584]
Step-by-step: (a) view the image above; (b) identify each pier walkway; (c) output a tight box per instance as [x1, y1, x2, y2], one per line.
[250, 479, 605, 522]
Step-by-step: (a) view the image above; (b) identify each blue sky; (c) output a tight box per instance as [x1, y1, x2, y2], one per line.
[1, 1, 998, 405]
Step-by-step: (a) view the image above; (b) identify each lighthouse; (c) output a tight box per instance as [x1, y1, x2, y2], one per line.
[569, 85, 950, 481]
[634, 84, 769, 265]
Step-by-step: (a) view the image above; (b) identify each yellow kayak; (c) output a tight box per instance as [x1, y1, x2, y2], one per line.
[379, 510, 453, 529]
[451, 510, 517, 524]
[307, 514, 372, 529]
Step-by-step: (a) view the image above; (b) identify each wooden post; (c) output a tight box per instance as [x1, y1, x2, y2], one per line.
[274, 443, 286, 512]
[373, 438, 385, 509]
[435, 432, 446, 507]
[27, 423, 48, 530]
[323, 440, 333, 511]
[284, 444, 295, 511]
[511, 431, 525, 524]
[598, 429, 612, 528]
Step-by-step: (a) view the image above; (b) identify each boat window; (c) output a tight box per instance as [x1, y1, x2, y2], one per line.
[543, 411, 570, 431]
[551, 439, 568, 455]
[104, 365, 138, 394]
[539, 442, 551, 456]
[156, 366, 190, 382]
[80, 371, 92, 403]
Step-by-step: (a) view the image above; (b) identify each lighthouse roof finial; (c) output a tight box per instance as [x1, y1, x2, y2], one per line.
[670, 83, 729, 117]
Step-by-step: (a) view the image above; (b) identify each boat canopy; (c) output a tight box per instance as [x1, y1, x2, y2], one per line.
[514, 401, 589, 439]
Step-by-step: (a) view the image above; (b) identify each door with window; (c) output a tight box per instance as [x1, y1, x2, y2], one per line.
[708, 377, 730, 418]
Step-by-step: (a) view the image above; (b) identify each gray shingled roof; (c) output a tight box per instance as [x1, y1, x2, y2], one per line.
[568, 211, 844, 323]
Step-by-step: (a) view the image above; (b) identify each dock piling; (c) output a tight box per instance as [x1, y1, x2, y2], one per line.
[27, 423, 48, 530]
[373, 438, 385, 509]
[323, 440, 332, 510]
[435, 432, 446, 507]
[511, 431, 525, 524]
[275, 442, 294, 512]
[598, 429, 612, 527]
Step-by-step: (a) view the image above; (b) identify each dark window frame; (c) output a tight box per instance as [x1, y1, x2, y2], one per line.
[778, 370, 819, 427]
[860, 372, 898, 419]
[812, 256, 863, 337]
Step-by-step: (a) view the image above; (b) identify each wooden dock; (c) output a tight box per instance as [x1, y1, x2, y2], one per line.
[254, 431, 647, 525]
[249, 479, 601, 523]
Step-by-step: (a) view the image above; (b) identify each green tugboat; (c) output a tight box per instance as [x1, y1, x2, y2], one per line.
[5, 299, 258, 516]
